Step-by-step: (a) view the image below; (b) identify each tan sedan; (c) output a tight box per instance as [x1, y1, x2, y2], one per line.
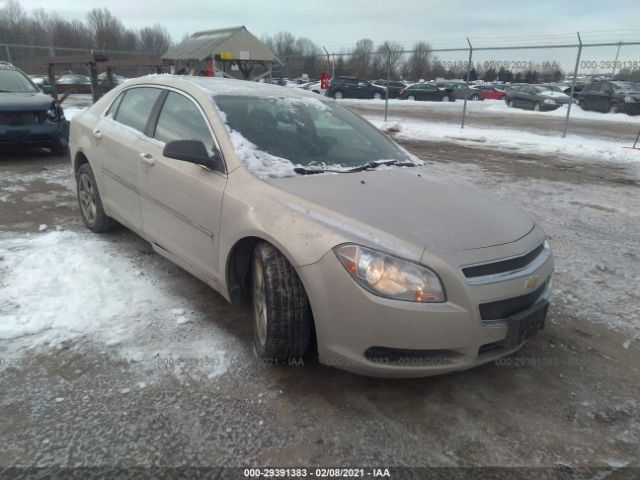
[69, 75, 553, 377]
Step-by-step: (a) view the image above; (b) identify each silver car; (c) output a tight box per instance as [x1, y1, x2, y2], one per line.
[69, 75, 553, 377]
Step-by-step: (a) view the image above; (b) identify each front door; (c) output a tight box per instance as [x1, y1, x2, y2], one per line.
[137, 90, 227, 283]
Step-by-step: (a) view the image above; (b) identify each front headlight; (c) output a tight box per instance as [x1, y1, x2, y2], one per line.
[543, 98, 556, 104]
[334, 244, 445, 303]
[46, 102, 63, 121]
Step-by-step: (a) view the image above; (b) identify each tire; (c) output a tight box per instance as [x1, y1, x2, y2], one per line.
[407, 94, 416, 101]
[507, 100, 515, 108]
[76, 163, 118, 233]
[470, 94, 481, 101]
[373, 92, 382, 100]
[533, 102, 541, 111]
[608, 103, 620, 114]
[251, 241, 313, 361]
[442, 95, 450, 102]
[333, 90, 343, 99]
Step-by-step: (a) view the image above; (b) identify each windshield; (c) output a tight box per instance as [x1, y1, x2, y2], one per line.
[541, 85, 563, 92]
[0, 68, 38, 93]
[214, 95, 413, 173]
[612, 82, 640, 93]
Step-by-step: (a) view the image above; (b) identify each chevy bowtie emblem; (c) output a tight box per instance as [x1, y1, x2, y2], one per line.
[525, 276, 540, 290]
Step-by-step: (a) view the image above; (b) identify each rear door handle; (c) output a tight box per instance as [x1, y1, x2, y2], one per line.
[92, 129, 102, 139]
[139, 153, 155, 166]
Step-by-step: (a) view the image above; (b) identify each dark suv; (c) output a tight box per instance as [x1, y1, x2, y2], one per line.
[577, 81, 640, 115]
[326, 76, 386, 100]
[0, 62, 69, 154]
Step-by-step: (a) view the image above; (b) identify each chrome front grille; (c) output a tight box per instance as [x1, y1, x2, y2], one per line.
[461, 242, 549, 285]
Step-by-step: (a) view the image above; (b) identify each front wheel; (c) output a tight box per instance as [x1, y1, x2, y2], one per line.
[407, 94, 416, 101]
[333, 90, 343, 99]
[442, 95, 450, 102]
[76, 163, 118, 233]
[470, 94, 481, 101]
[533, 102, 541, 111]
[373, 92, 382, 100]
[609, 103, 620, 114]
[252, 242, 313, 361]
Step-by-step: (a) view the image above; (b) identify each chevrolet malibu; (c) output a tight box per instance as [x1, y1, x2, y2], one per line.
[69, 75, 553, 377]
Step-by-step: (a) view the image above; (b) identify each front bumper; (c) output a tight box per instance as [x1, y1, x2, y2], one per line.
[0, 120, 69, 149]
[298, 230, 553, 377]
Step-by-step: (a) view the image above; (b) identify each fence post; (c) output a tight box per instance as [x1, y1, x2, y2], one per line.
[461, 37, 473, 129]
[4, 44, 11, 64]
[562, 32, 582, 139]
[384, 44, 390, 122]
[611, 41, 622, 78]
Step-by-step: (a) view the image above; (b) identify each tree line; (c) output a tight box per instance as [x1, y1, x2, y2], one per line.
[0, 0, 171, 60]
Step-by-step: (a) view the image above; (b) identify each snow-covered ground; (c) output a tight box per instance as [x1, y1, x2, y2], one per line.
[368, 117, 640, 176]
[342, 98, 640, 124]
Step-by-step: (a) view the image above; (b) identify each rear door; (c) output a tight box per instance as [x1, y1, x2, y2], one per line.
[598, 83, 614, 111]
[137, 89, 227, 283]
[422, 84, 441, 101]
[94, 86, 162, 231]
[579, 82, 600, 110]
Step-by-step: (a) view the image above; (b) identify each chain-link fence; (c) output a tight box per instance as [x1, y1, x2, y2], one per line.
[4, 37, 640, 145]
[0, 42, 162, 78]
[277, 37, 640, 145]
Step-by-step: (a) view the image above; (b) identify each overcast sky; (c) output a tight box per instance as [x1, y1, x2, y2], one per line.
[15, 0, 640, 49]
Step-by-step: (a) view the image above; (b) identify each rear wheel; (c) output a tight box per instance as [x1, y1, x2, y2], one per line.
[407, 94, 416, 101]
[609, 103, 620, 114]
[470, 94, 481, 101]
[373, 92, 382, 100]
[533, 102, 541, 111]
[442, 95, 450, 102]
[507, 100, 515, 108]
[252, 242, 313, 361]
[333, 90, 343, 99]
[76, 163, 118, 233]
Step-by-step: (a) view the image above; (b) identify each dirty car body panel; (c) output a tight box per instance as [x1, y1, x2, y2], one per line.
[70, 75, 554, 377]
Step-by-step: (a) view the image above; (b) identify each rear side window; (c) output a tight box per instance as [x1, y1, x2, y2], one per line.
[583, 83, 600, 92]
[154, 92, 214, 153]
[114, 87, 162, 134]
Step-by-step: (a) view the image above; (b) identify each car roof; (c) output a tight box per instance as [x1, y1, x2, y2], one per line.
[120, 74, 326, 100]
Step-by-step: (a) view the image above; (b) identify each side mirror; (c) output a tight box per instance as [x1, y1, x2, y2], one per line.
[163, 140, 223, 171]
[41, 85, 54, 95]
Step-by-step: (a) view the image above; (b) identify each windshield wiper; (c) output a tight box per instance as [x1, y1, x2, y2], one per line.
[294, 166, 346, 175]
[294, 160, 418, 176]
[343, 159, 418, 173]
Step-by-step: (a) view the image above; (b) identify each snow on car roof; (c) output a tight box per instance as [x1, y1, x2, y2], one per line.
[133, 74, 324, 99]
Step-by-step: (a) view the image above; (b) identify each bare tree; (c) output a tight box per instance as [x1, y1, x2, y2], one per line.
[139, 24, 172, 55]
[405, 41, 431, 81]
[87, 7, 125, 50]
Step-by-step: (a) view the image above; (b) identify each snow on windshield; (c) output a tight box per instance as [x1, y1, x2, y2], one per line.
[211, 94, 416, 178]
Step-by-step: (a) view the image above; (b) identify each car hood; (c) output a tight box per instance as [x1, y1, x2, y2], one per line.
[268, 167, 533, 255]
[540, 90, 569, 99]
[0, 92, 53, 111]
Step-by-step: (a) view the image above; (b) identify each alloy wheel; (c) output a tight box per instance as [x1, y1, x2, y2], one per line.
[78, 172, 97, 225]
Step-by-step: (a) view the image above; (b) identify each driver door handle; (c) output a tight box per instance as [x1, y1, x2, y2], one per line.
[139, 153, 155, 166]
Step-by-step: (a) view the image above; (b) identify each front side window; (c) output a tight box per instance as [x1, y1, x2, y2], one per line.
[114, 87, 162, 134]
[154, 92, 214, 153]
[214, 95, 412, 170]
[0, 68, 38, 93]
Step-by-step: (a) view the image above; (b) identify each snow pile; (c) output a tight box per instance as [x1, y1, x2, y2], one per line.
[0, 231, 165, 342]
[225, 128, 298, 178]
[367, 117, 640, 173]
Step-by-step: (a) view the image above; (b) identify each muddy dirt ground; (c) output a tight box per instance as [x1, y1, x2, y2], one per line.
[0, 143, 638, 477]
